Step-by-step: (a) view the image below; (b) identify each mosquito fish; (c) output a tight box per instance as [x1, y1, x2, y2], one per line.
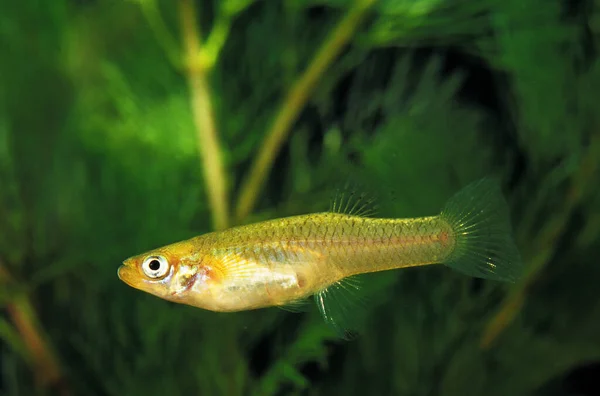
[118, 178, 521, 336]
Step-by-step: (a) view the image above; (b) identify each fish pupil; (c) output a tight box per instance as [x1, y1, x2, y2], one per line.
[149, 259, 161, 271]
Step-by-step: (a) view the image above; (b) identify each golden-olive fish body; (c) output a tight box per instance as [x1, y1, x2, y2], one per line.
[118, 179, 521, 335]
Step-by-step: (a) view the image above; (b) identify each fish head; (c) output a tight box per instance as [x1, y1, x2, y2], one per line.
[118, 239, 213, 306]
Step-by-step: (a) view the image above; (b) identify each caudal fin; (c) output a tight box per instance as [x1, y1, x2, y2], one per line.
[440, 178, 522, 282]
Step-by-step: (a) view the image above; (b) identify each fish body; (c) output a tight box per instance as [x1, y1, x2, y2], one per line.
[118, 179, 521, 334]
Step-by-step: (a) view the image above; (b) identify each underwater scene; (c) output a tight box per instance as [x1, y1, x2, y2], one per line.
[1, 0, 599, 395]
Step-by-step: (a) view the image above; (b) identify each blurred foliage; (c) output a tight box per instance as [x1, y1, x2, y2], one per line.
[1, 0, 600, 395]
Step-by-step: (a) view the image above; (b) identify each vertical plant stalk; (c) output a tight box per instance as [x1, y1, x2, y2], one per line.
[480, 135, 600, 348]
[0, 264, 69, 395]
[234, 0, 377, 222]
[179, 0, 229, 230]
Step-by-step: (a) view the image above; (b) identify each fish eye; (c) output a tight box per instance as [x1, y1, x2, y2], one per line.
[141, 255, 169, 279]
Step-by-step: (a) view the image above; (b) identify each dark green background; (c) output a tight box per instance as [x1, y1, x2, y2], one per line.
[1, 0, 599, 395]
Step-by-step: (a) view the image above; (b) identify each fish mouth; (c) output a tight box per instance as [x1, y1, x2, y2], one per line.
[117, 262, 137, 288]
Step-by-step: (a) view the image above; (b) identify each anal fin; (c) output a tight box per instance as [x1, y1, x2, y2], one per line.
[313, 275, 368, 340]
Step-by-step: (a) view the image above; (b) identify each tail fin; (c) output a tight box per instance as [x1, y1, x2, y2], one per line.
[440, 178, 522, 282]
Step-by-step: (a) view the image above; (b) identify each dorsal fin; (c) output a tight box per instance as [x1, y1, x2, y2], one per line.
[329, 183, 378, 217]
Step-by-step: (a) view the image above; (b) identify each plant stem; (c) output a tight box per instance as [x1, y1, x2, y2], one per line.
[480, 135, 600, 348]
[179, 0, 229, 230]
[0, 263, 69, 395]
[234, 0, 376, 222]
[140, 0, 182, 68]
[202, 14, 233, 70]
